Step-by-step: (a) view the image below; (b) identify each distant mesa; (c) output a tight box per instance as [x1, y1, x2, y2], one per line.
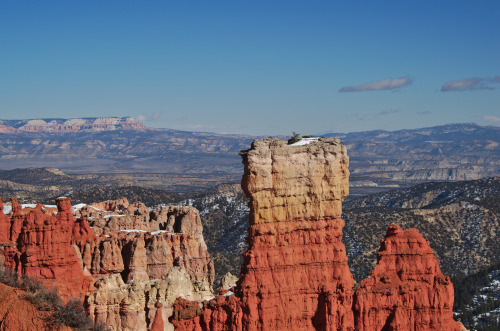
[0, 117, 149, 133]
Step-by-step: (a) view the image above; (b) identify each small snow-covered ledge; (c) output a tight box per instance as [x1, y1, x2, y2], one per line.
[290, 137, 319, 146]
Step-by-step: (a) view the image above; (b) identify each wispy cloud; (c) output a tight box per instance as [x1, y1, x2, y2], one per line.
[358, 109, 400, 121]
[171, 123, 244, 133]
[482, 115, 500, 123]
[339, 77, 412, 92]
[359, 115, 375, 121]
[136, 111, 162, 122]
[379, 109, 400, 115]
[440, 76, 500, 92]
[418, 111, 431, 115]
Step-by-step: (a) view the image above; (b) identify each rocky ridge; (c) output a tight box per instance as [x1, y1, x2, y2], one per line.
[171, 137, 464, 330]
[0, 123, 497, 191]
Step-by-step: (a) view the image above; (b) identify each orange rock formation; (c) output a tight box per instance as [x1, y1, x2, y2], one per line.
[171, 137, 462, 331]
[173, 137, 354, 330]
[354, 224, 462, 330]
[0, 196, 214, 330]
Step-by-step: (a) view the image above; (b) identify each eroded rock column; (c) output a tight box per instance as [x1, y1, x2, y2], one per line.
[173, 137, 355, 330]
[238, 138, 354, 330]
[353, 224, 463, 331]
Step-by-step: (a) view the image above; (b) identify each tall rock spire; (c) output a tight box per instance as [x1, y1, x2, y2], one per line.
[173, 137, 355, 330]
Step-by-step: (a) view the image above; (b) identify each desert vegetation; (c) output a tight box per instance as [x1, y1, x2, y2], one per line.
[0, 266, 108, 331]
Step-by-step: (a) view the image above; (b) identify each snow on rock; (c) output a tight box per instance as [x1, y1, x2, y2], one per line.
[290, 137, 319, 146]
[103, 214, 126, 219]
[151, 230, 174, 236]
[119, 229, 147, 233]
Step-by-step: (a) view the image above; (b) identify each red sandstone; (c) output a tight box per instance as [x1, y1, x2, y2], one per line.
[171, 138, 462, 331]
[354, 224, 462, 331]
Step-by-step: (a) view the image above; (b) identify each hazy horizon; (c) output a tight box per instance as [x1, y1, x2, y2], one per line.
[1, 116, 498, 137]
[1, 1, 499, 136]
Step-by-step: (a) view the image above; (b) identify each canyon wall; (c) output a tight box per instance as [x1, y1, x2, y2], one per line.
[0, 197, 214, 331]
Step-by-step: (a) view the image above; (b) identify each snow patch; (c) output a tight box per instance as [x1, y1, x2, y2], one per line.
[73, 203, 87, 210]
[103, 215, 126, 219]
[151, 230, 174, 236]
[290, 137, 319, 146]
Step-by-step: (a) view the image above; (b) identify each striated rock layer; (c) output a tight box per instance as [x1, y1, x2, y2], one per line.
[354, 224, 462, 331]
[172, 137, 355, 330]
[172, 137, 463, 331]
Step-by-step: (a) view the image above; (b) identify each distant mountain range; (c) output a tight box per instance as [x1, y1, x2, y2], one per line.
[0, 119, 498, 193]
[330, 123, 500, 194]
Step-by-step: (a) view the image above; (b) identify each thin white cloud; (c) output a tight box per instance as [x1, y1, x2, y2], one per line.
[136, 111, 162, 122]
[151, 111, 161, 121]
[359, 115, 376, 121]
[440, 76, 500, 92]
[172, 123, 244, 132]
[482, 115, 500, 123]
[339, 77, 412, 92]
[379, 109, 400, 115]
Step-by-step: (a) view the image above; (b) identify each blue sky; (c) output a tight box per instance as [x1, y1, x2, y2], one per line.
[1, 1, 499, 135]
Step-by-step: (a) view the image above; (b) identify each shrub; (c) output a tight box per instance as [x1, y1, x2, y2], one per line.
[287, 132, 301, 145]
[50, 299, 93, 331]
[25, 287, 62, 311]
[0, 266, 109, 330]
[20, 273, 43, 292]
[0, 266, 20, 288]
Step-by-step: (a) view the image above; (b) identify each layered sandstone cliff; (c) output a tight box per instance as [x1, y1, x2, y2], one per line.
[171, 137, 462, 331]
[0, 196, 214, 331]
[0, 117, 147, 133]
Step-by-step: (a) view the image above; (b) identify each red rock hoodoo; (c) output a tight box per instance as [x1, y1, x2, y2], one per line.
[3, 200, 90, 298]
[0, 196, 214, 330]
[353, 224, 462, 331]
[172, 137, 355, 330]
[172, 137, 462, 331]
